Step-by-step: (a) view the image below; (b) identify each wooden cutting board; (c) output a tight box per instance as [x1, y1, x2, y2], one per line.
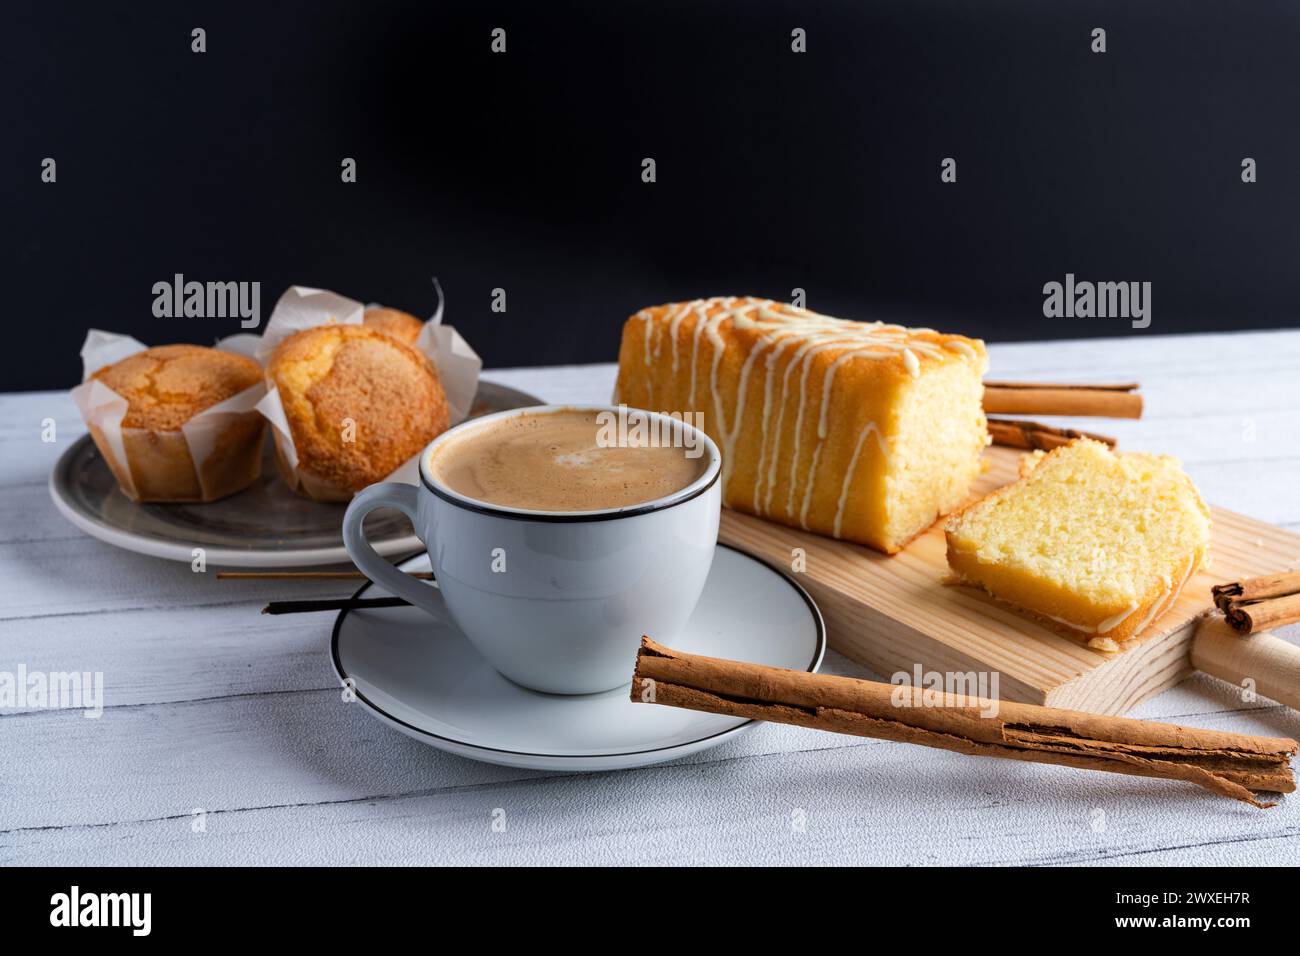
[719, 445, 1300, 715]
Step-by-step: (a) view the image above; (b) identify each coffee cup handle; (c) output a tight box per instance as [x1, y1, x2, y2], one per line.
[342, 483, 446, 618]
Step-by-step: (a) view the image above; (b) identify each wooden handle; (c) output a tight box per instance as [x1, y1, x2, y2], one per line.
[1191, 615, 1300, 712]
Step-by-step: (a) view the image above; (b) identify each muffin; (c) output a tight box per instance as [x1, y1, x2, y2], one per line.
[363, 307, 424, 346]
[87, 345, 266, 502]
[266, 324, 450, 500]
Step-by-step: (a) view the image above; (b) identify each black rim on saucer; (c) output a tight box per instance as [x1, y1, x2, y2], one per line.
[329, 541, 827, 761]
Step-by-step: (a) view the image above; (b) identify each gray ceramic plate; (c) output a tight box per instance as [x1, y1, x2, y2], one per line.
[49, 380, 542, 567]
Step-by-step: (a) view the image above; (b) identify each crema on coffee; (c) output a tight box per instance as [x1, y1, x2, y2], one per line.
[428, 408, 709, 512]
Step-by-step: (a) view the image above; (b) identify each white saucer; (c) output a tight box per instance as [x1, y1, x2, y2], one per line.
[331, 543, 825, 771]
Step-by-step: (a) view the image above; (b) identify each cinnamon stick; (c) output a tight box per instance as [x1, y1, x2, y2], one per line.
[630, 637, 1296, 806]
[1212, 570, 1300, 634]
[987, 417, 1117, 451]
[983, 381, 1142, 419]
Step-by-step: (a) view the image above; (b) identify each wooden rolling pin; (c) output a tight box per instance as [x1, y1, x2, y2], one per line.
[1192, 615, 1300, 713]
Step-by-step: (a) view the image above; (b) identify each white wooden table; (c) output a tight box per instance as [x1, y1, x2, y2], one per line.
[3, 331, 1299, 866]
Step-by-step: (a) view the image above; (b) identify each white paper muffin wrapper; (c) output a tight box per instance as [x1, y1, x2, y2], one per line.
[246, 282, 481, 493]
[69, 330, 267, 500]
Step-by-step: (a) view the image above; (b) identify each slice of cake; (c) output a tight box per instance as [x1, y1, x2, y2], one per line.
[614, 297, 989, 553]
[945, 439, 1212, 651]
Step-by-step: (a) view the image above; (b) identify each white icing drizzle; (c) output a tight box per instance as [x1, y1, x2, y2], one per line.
[1053, 552, 1203, 641]
[767, 334, 864, 516]
[1123, 554, 1200, 639]
[798, 442, 824, 528]
[640, 311, 653, 363]
[785, 338, 878, 516]
[816, 348, 892, 439]
[720, 321, 798, 489]
[667, 303, 692, 373]
[752, 329, 826, 513]
[1039, 604, 1139, 636]
[686, 303, 708, 407]
[902, 348, 919, 377]
[833, 423, 889, 538]
[702, 301, 739, 482]
[641, 312, 656, 404]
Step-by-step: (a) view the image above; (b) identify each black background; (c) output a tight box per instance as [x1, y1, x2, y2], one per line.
[5, 0, 1299, 391]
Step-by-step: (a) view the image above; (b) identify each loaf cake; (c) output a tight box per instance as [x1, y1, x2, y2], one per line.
[266, 324, 450, 500]
[945, 439, 1212, 651]
[86, 345, 265, 502]
[614, 297, 989, 553]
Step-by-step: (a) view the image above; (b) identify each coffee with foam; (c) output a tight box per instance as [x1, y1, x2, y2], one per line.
[428, 408, 709, 512]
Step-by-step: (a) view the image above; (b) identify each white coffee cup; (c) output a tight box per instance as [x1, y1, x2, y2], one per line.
[342, 404, 722, 694]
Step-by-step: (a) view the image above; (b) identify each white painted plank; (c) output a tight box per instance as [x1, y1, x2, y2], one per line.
[3, 716, 1296, 866]
[2, 646, 1295, 834]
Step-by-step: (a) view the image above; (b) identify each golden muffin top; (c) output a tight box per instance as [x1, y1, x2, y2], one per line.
[267, 324, 449, 491]
[362, 307, 424, 346]
[91, 345, 263, 431]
